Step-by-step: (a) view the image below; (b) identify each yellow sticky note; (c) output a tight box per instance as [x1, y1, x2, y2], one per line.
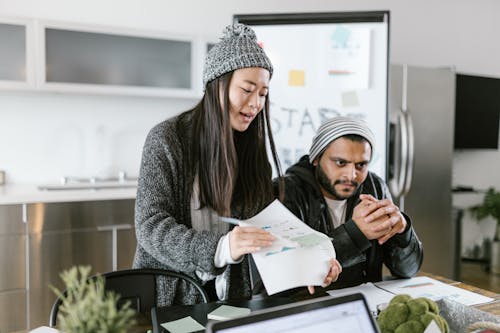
[288, 70, 305, 87]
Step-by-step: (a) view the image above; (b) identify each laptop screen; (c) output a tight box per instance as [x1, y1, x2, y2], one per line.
[207, 293, 380, 333]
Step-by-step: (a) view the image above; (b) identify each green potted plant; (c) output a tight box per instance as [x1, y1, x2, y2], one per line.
[51, 266, 136, 333]
[469, 187, 500, 274]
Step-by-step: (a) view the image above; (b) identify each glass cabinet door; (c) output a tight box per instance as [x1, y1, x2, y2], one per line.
[0, 23, 26, 81]
[45, 29, 191, 88]
[0, 18, 33, 88]
[41, 24, 198, 97]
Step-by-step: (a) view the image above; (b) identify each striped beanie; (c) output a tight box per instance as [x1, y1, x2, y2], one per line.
[309, 116, 376, 163]
[202, 24, 273, 88]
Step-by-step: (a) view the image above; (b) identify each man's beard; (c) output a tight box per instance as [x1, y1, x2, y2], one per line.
[316, 165, 359, 200]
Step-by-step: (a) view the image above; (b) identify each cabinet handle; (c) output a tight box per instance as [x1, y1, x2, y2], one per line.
[96, 224, 133, 271]
[96, 223, 132, 232]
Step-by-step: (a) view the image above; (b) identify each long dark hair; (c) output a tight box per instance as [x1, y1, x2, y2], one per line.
[192, 71, 282, 216]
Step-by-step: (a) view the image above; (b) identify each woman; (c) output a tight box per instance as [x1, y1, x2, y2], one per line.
[133, 24, 340, 305]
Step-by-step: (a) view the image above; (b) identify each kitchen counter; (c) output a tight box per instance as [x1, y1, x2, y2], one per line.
[0, 183, 137, 205]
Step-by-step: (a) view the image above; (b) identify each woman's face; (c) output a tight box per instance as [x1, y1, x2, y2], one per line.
[226, 67, 270, 132]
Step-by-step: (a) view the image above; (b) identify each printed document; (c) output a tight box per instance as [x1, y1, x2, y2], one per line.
[327, 276, 494, 316]
[239, 199, 335, 295]
[375, 276, 494, 306]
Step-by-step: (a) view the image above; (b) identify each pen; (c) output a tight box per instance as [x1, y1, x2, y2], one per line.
[220, 217, 241, 225]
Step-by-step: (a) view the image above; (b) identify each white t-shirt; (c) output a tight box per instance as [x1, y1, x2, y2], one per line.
[324, 196, 347, 229]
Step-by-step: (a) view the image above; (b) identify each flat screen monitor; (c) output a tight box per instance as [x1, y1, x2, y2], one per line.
[454, 73, 500, 149]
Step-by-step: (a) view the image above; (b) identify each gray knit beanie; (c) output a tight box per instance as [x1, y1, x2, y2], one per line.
[202, 23, 273, 88]
[309, 116, 376, 163]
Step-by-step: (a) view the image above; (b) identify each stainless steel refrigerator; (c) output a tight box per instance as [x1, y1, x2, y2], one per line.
[389, 64, 457, 279]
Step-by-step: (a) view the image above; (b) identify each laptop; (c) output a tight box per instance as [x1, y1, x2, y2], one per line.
[206, 293, 380, 333]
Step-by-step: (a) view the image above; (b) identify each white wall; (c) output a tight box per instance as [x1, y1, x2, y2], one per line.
[1, 0, 500, 187]
[0, 91, 196, 182]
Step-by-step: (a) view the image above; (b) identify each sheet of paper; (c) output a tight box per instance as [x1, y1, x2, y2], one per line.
[326, 26, 371, 89]
[160, 316, 204, 333]
[29, 327, 60, 333]
[239, 199, 335, 295]
[207, 305, 251, 320]
[423, 320, 442, 333]
[327, 282, 394, 314]
[375, 276, 494, 306]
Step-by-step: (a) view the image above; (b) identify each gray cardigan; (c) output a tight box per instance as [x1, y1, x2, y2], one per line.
[133, 111, 252, 305]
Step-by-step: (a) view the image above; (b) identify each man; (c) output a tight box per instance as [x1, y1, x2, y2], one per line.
[281, 116, 423, 289]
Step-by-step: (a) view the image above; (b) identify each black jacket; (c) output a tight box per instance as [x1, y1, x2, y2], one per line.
[279, 155, 423, 289]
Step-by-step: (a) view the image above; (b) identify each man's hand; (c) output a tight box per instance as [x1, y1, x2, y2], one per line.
[353, 194, 406, 244]
[374, 212, 406, 244]
[228, 226, 275, 261]
[307, 258, 342, 295]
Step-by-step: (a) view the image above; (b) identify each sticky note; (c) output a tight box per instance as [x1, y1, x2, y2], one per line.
[207, 305, 251, 320]
[341, 91, 360, 107]
[161, 316, 205, 333]
[288, 70, 305, 86]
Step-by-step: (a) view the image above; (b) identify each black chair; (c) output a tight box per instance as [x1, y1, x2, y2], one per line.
[49, 268, 209, 327]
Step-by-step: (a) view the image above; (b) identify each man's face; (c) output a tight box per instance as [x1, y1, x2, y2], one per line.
[313, 137, 372, 200]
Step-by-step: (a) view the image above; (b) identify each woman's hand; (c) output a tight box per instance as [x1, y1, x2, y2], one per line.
[228, 226, 275, 261]
[308, 258, 342, 294]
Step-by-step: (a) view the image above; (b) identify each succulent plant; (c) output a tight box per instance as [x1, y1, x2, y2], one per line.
[51, 266, 136, 333]
[377, 294, 449, 333]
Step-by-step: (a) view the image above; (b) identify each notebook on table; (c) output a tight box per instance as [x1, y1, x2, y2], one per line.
[206, 293, 380, 333]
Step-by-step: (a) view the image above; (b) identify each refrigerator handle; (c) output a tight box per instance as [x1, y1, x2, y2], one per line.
[389, 110, 408, 199]
[402, 111, 414, 196]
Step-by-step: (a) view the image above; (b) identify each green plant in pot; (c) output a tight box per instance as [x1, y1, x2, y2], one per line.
[469, 187, 500, 274]
[51, 266, 136, 333]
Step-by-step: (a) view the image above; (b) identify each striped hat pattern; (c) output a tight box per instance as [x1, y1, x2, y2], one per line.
[309, 116, 376, 163]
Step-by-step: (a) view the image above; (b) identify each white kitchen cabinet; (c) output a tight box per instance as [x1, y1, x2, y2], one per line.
[0, 17, 35, 90]
[0, 16, 213, 98]
[37, 20, 203, 98]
